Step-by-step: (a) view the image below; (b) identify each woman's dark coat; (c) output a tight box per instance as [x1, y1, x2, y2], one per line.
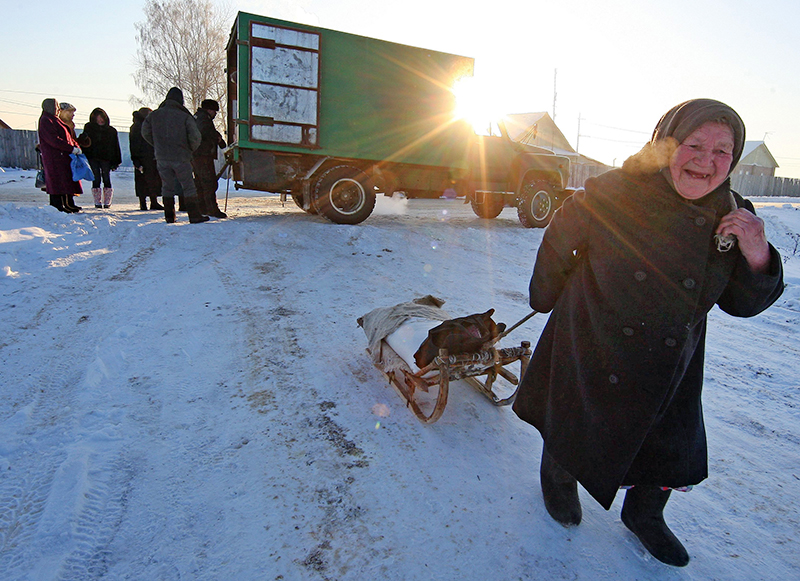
[512, 169, 784, 510]
[37, 110, 79, 197]
[130, 109, 162, 198]
[79, 108, 122, 167]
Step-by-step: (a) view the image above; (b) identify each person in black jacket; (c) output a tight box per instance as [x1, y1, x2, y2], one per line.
[129, 108, 163, 211]
[192, 99, 227, 218]
[512, 99, 784, 567]
[79, 108, 121, 208]
[141, 87, 206, 224]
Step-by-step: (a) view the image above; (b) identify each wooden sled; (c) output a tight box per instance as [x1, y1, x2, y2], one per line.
[368, 339, 531, 424]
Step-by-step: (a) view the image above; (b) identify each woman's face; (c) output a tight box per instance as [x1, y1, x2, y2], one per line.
[95, 114, 106, 125]
[669, 122, 735, 199]
[59, 109, 75, 122]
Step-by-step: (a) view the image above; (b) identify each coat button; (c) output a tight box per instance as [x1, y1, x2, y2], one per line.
[622, 326, 634, 336]
[609, 374, 619, 384]
[665, 338, 677, 347]
[682, 278, 696, 289]
[634, 271, 647, 282]
[695, 216, 707, 226]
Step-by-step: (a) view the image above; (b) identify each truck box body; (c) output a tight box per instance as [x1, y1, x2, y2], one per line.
[228, 13, 474, 176]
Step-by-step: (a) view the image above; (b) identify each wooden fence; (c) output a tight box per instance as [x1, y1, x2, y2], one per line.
[731, 174, 800, 197]
[0, 128, 134, 169]
[0, 129, 39, 169]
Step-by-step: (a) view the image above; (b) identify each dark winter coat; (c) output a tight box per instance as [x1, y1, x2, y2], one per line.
[130, 109, 161, 198]
[193, 108, 226, 159]
[79, 108, 122, 167]
[142, 99, 201, 163]
[37, 107, 79, 197]
[512, 169, 784, 510]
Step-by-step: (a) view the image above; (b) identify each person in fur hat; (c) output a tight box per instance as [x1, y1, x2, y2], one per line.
[79, 107, 122, 208]
[192, 99, 227, 218]
[512, 99, 784, 566]
[37, 99, 81, 213]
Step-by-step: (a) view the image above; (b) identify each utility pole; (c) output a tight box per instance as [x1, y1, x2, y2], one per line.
[552, 69, 557, 122]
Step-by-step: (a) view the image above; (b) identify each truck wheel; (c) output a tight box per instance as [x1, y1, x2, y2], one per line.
[470, 193, 505, 219]
[313, 165, 376, 224]
[517, 179, 556, 228]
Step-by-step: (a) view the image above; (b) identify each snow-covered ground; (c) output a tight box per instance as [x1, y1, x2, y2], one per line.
[1, 167, 798, 580]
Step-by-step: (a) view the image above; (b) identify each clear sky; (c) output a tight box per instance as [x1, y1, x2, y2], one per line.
[3, 0, 799, 178]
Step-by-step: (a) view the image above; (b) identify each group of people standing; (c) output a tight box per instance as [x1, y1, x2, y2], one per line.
[36, 100, 119, 212]
[36, 87, 227, 223]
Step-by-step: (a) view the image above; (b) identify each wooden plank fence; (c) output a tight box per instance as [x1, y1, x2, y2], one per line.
[731, 174, 800, 197]
[0, 129, 40, 169]
[0, 128, 134, 170]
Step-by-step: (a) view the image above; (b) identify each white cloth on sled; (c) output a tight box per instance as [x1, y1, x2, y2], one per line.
[385, 319, 442, 373]
[357, 295, 451, 373]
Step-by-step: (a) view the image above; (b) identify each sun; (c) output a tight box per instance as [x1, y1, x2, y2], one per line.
[452, 77, 506, 134]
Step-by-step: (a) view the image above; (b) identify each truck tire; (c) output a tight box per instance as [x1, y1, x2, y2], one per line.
[470, 193, 505, 219]
[313, 165, 376, 224]
[517, 179, 556, 228]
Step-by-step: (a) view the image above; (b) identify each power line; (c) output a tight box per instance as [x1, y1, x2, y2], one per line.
[0, 89, 131, 103]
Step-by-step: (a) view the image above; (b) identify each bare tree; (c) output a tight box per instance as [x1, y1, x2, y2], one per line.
[134, 0, 231, 122]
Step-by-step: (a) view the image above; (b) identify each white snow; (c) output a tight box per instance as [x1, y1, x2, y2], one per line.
[1, 168, 799, 580]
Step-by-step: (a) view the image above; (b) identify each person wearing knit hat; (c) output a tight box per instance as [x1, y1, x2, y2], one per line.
[512, 99, 784, 567]
[192, 98, 228, 218]
[56, 102, 84, 211]
[141, 87, 207, 223]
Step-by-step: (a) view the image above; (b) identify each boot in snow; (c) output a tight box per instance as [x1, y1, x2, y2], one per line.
[150, 196, 164, 210]
[540, 446, 582, 527]
[186, 197, 209, 224]
[163, 197, 176, 223]
[621, 486, 690, 567]
[139, 196, 148, 211]
[102, 187, 113, 208]
[92, 187, 102, 208]
[64, 194, 81, 213]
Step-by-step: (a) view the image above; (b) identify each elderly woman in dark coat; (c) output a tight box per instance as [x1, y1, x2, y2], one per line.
[37, 99, 81, 213]
[512, 99, 784, 567]
[130, 108, 163, 211]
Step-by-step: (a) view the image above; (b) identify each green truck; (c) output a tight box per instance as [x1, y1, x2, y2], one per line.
[225, 11, 571, 226]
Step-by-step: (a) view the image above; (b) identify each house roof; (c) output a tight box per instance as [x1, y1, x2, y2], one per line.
[505, 112, 577, 154]
[738, 141, 778, 168]
[0, 118, 12, 130]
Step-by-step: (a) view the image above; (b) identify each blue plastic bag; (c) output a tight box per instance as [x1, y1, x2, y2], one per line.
[70, 153, 95, 182]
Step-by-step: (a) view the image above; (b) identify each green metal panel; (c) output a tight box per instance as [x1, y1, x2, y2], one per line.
[231, 12, 474, 170]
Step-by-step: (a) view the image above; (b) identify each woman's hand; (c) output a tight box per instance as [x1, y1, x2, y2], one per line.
[717, 209, 771, 273]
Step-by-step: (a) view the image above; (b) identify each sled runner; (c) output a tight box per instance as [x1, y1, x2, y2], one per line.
[358, 296, 533, 424]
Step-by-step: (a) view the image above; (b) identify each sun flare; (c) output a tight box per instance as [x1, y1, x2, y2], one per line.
[452, 77, 506, 134]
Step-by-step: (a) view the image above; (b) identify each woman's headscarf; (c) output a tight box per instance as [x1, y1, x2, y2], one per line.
[41, 98, 58, 116]
[623, 98, 746, 178]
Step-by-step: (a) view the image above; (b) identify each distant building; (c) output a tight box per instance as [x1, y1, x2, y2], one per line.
[0, 118, 12, 130]
[505, 112, 610, 187]
[734, 141, 778, 177]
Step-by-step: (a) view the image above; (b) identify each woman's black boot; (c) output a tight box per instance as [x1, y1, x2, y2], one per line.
[139, 196, 148, 211]
[540, 447, 582, 526]
[150, 196, 164, 210]
[621, 486, 689, 567]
